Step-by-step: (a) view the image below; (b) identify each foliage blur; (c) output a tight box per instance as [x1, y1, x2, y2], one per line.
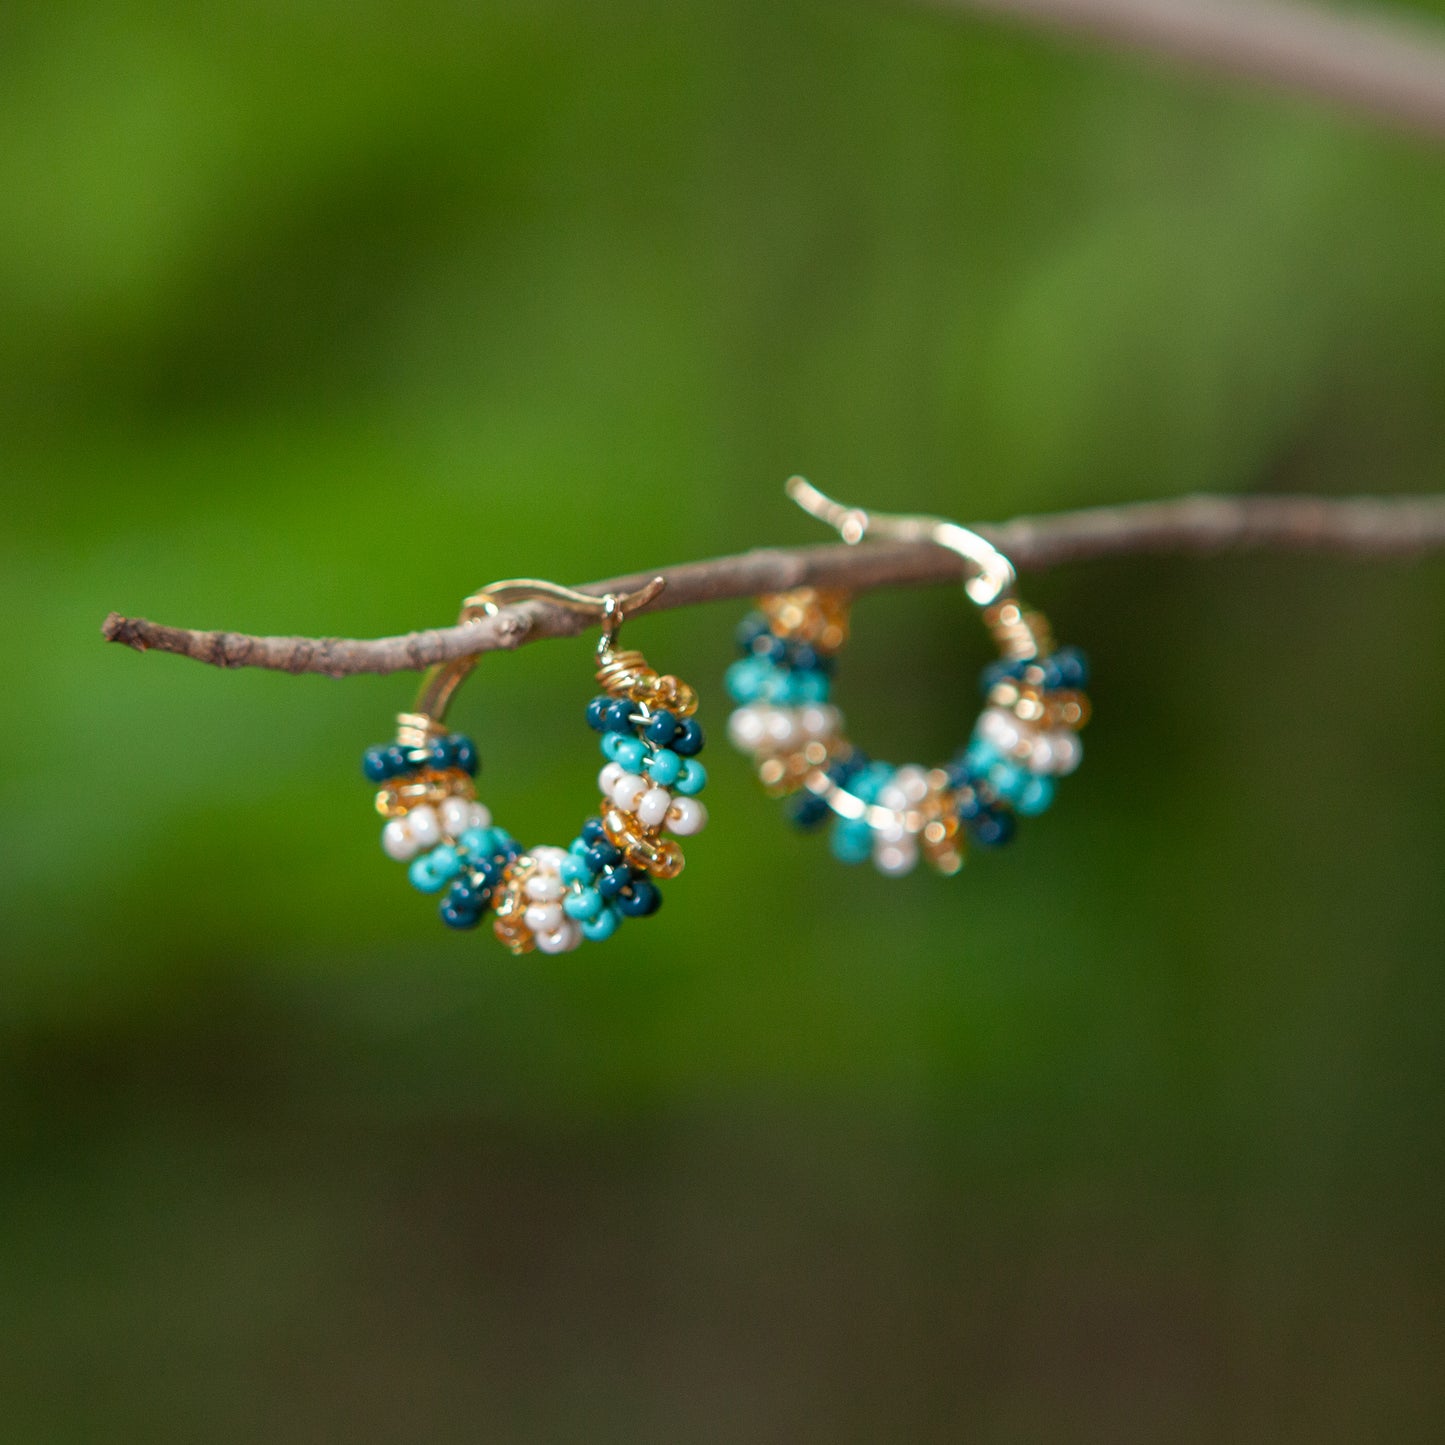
[3, 0, 1445, 1438]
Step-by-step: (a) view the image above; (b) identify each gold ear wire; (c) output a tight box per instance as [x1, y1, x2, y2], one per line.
[785, 476, 1016, 607]
[410, 575, 667, 724]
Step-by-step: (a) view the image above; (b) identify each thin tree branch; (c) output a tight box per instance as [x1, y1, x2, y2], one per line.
[926, 0, 1445, 143]
[101, 492, 1445, 678]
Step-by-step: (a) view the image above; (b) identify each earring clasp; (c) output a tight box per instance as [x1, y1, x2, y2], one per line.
[785, 476, 1015, 606]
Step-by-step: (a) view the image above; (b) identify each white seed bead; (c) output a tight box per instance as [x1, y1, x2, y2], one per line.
[610, 772, 649, 811]
[727, 705, 770, 751]
[1049, 730, 1082, 776]
[466, 801, 492, 832]
[877, 782, 911, 814]
[763, 708, 799, 750]
[598, 762, 626, 796]
[407, 804, 441, 849]
[1026, 732, 1055, 774]
[530, 845, 569, 871]
[524, 872, 564, 902]
[636, 786, 672, 829]
[893, 766, 931, 805]
[665, 797, 707, 836]
[536, 920, 582, 954]
[872, 814, 909, 845]
[381, 818, 418, 861]
[874, 836, 919, 877]
[524, 901, 564, 934]
[979, 707, 1021, 753]
[798, 704, 839, 740]
[439, 796, 473, 838]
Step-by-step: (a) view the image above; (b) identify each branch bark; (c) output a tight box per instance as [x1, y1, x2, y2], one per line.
[927, 0, 1445, 143]
[101, 491, 1445, 678]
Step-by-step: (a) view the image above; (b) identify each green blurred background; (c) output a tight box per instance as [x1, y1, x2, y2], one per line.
[3, 0, 1445, 1438]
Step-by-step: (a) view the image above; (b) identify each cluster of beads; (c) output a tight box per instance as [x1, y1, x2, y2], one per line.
[727, 587, 1089, 877]
[366, 656, 708, 954]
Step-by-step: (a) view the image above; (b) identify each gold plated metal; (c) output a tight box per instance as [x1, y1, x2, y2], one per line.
[412, 576, 666, 723]
[786, 475, 1016, 607]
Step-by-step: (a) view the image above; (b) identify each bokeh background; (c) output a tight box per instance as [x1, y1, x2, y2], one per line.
[4, 0, 1445, 1439]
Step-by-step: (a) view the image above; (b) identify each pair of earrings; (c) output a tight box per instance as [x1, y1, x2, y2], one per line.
[362, 480, 1090, 955]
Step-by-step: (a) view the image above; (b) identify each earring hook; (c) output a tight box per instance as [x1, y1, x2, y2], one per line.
[408, 575, 667, 723]
[785, 476, 1015, 606]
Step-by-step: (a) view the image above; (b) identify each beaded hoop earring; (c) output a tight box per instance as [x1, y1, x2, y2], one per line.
[363, 577, 709, 953]
[726, 479, 1089, 876]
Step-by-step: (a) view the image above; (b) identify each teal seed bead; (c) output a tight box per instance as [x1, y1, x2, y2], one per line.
[851, 763, 894, 806]
[581, 907, 621, 941]
[458, 826, 497, 860]
[987, 759, 1028, 804]
[601, 733, 626, 763]
[644, 748, 681, 786]
[613, 736, 646, 771]
[409, 849, 452, 893]
[564, 886, 604, 921]
[794, 671, 831, 704]
[830, 817, 874, 865]
[1015, 775, 1056, 816]
[569, 837, 591, 857]
[725, 656, 771, 704]
[559, 855, 590, 886]
[674, 758, 707, 796]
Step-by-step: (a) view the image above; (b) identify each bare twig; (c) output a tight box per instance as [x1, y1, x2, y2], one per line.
[926, 0, 1445, 143]
[101, 492, 1445, 678]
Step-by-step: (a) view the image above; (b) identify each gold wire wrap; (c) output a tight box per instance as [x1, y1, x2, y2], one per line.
[491, 859, 537, 956]
[374, 768, 477, 819]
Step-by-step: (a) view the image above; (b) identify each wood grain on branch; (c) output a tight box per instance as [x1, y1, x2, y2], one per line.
[928, 0, 1445, 142]
[102, 492, 1445, 678]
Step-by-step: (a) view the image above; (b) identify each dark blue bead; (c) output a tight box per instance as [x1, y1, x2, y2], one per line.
[1052, 646, 1089, 689]
[735, 615, 770, 653]
[604, 699, 636, 733]
[643, 709, 679, 746]
[451, 736, 478, 775]
[596, 865, 631, 899]
[383, 744, 412, 776]
[473, 859, 502, 889]
[580, 817, 608, 846]
[968, 808, 1016, 848]
[828, 750, 868, 785]
[791, 643, 822, 672]
[585, 842, 622, 875]
[758, 634, 787, 664]
[787, 792, 831, 830]
[671, 717, 705, 757]
[430, 738, 454, 770]
[440, 899, 482, 930]
[362, 747, 391, 783]
[615, 878, 661, 917]
[446, 877, 488, 911]
[585, 696, 611, 732]
[1036, 658, 1063, 690]
[953, 785, 984, 820]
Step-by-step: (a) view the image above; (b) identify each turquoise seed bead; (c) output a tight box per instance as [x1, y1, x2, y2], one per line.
[851, 763, 894, 806]
[674, 758, 707, 795]
[430, 845, 461, 881]
[564, 886, 604, 921]
[559, 855, 590, 886]
[601, 733, 626, 763]
[1015, 775, 1056, 816]
[794, 671, 831, 704]
[457, 826, 496, 860]
[581, 907, 621, 941]
[613, 736, 646, 771]
[409, 850, 450, 893]
[645, 749, 681, 786]
[987, 759, 1028, 804]
[830, 817, 874, 865]
[725, 656, 772, 704]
